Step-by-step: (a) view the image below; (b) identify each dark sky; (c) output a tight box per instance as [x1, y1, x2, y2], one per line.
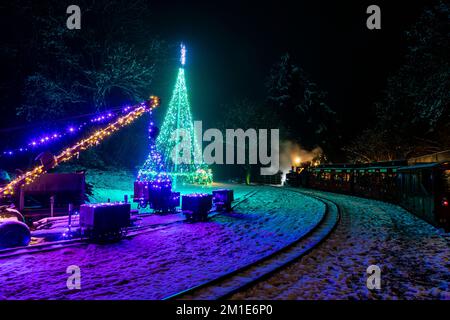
[0, 0, 436, 169]
[0, 0, 433, 132]
[149, 0, 432, 132]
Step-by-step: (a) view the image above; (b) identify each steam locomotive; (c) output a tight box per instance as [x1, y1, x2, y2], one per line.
[286, 152, 450, 231]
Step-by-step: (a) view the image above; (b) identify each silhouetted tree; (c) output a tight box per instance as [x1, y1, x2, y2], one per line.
[266, 53, 338, 158]
[0, 0, 167, 170]
[346, 1, 449, 162]
[15, 0, 165, 121]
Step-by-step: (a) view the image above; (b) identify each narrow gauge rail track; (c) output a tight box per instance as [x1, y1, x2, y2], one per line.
[127, 189, 260, 234]
[163, 188, 341, 300]
[0, 189, 260, 259]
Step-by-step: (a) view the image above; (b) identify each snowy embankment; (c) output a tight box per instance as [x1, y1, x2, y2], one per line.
[232, 188, 450, 300]
[0, 183, 325, 300]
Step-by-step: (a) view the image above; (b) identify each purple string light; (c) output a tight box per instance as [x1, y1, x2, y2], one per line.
[1, 105, 152, 158]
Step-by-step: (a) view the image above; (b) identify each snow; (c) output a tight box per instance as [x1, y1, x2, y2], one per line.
[0, 175, 325, 299]
[2, 168, 448, 300]
[86, 168, 253, 212]
[232, 188, 450, 300]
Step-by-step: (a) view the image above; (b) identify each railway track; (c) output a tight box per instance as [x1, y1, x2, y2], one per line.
[163, 188, 340, 300]
[0, 189, 260, 259]
[125, 189, 260, 236]
[0, 239, 89, 259]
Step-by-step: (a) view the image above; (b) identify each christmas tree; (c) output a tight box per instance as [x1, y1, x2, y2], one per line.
[137, 117, 167, 181]
[140, 44, 212, 185]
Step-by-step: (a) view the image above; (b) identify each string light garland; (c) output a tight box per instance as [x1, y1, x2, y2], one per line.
[0, 96, 160, 197]
[1, 106, 146, 158]
[136, 117, 169, 182]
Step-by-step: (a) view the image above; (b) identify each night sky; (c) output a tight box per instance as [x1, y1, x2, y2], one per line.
[150, 0, 431, 133]
[0, 0, 433, 131]
[0, 0, 436, 166]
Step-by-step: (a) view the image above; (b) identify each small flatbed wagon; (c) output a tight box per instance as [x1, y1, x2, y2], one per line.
[80, 202, 131, 241]
[182, 193, 213, 222]
[212, 189, 234, 212]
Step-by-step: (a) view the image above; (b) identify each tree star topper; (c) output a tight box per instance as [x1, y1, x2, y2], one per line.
[180, 43, 186, 66]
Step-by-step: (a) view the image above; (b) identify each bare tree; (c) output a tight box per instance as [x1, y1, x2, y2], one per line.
[345, 1, 449, 162]
[266, 53, 338, 157]
[16, 0, 165, 121]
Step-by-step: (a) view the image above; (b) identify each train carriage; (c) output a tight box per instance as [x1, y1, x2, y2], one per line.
[396, 162, 450, 229]
[353, 166, 400, 201]
[286, 152, 450, 230]
[306, 165, 354, 193]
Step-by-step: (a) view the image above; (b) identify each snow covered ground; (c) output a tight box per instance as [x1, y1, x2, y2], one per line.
[2, 167, 448, 300]
[232, 188, 450, 300]
[0, 182, 325, 299]
[85, 168, 254, 212]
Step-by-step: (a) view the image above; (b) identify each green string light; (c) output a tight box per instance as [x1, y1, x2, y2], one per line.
[143, 44, 212, 185]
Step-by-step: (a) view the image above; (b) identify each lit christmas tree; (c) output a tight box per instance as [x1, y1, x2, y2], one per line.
[136, 117, 167, 181]
[140, 44, 212, 185]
